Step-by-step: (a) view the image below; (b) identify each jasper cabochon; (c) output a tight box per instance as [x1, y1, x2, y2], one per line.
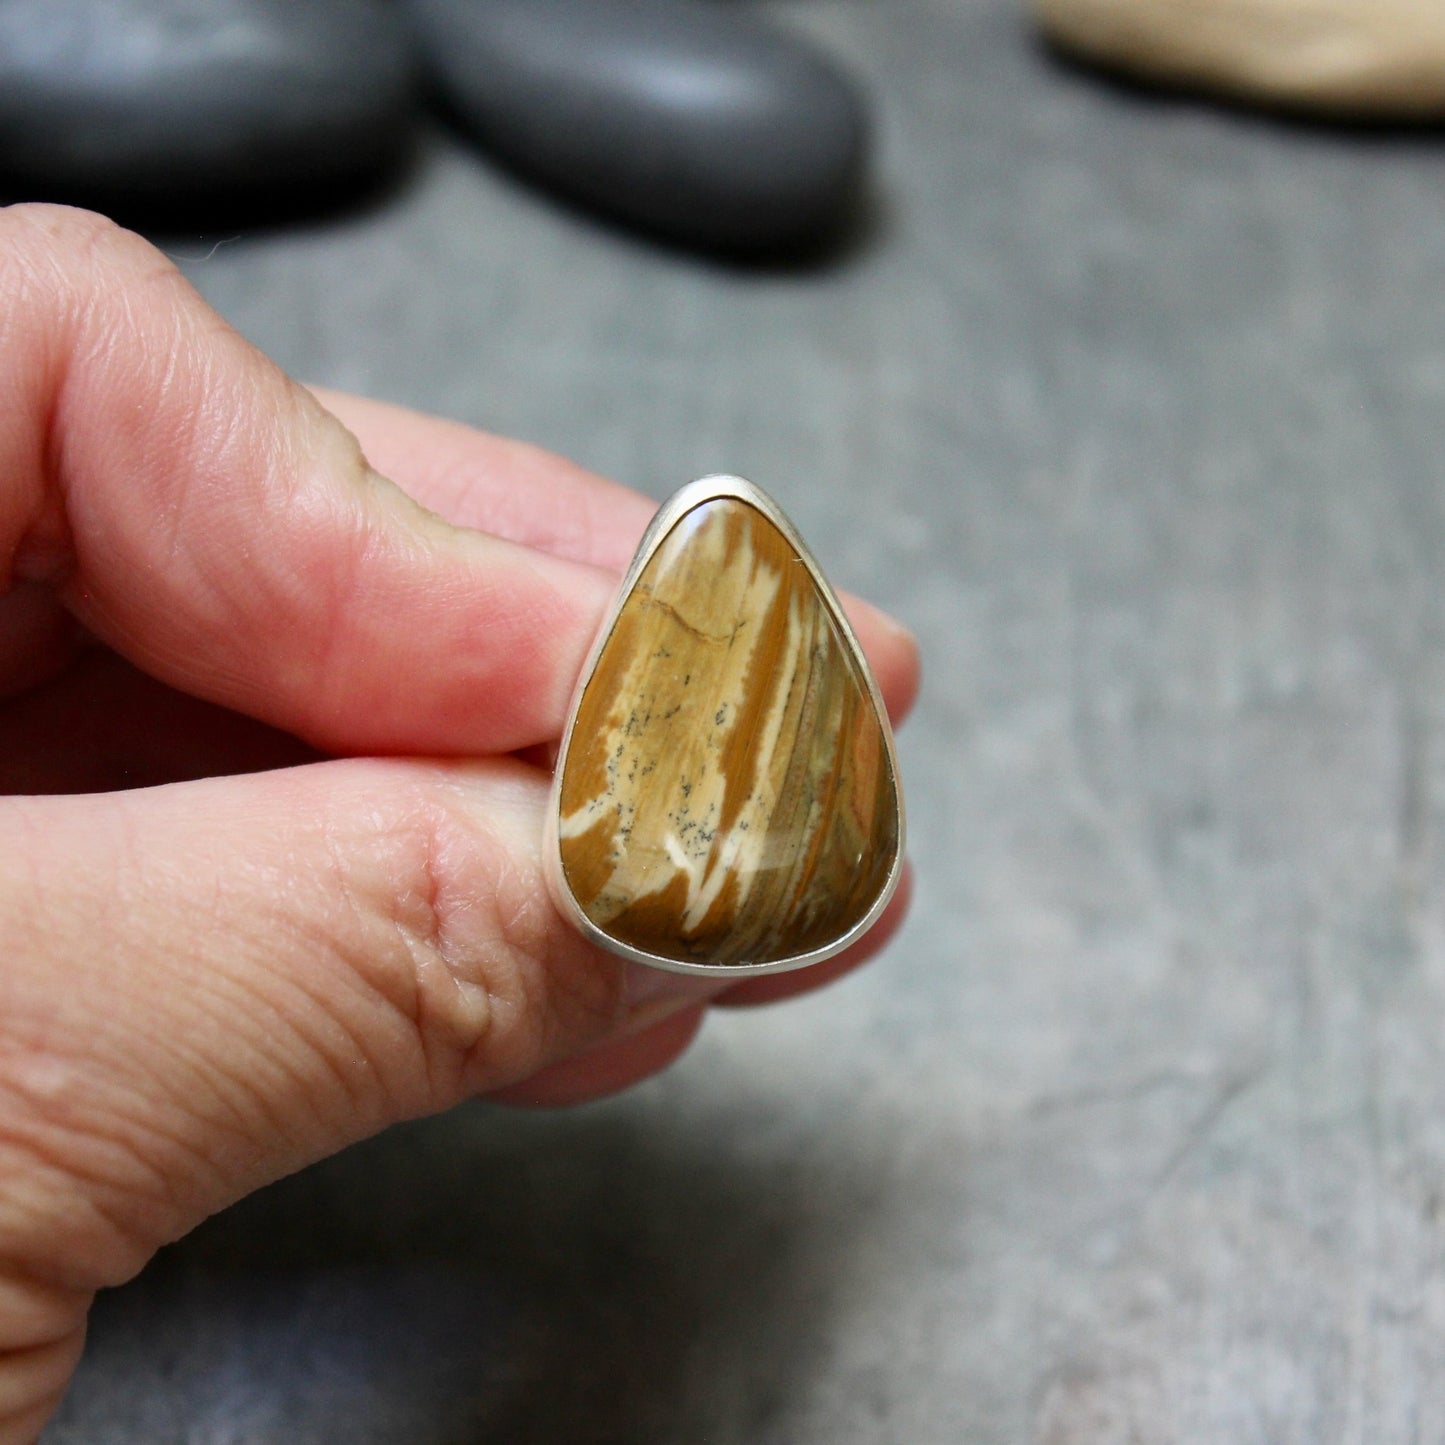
[557, 493, 900, 967]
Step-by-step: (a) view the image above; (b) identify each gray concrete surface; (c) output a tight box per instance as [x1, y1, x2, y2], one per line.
[46, 0, 1445, 1439]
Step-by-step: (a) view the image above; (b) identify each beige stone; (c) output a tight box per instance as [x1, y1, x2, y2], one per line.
[1035, 0, 1445, 118]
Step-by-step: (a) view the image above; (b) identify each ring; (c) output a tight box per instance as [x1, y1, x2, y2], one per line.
[546, 475, 905, 976]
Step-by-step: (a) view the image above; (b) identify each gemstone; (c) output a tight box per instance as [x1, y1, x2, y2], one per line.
[551, 478, 902, 972]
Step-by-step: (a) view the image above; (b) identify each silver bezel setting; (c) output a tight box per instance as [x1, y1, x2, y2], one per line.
[545, 475, 906, 977]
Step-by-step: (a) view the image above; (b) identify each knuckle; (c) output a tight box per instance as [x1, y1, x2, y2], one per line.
[333, 770, 625, 1103]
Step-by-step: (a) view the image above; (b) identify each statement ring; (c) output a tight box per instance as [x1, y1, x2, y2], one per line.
[545, 476, 905, 977]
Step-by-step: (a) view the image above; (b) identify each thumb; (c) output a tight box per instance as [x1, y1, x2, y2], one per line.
[0, 759, 712, 1442]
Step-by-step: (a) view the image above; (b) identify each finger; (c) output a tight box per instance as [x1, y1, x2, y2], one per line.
[0, 204, 611, 754]
[0, 758, 640, 1306]
[0, 755, 682, 1439]
[310, 388, 658, 571]
[0, 604, 914, 795]
[313, 388, 923, 728]
[0, 756, 911, 1435]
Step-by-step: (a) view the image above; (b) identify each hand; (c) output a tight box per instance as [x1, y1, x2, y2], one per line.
[0, 204, 919, 1442]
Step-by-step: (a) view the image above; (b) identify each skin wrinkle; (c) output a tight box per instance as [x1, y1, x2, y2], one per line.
[13, 227, 169, 593]
[138, 343, 208, 577]
[465, 871, 603, 1093]
[309, 807, 447, 1117]
[0, 1034, 175, 1207]
[50, 228, 190, 550]
[409, 769, 631, 1094]
[0, 1112, 196, 1269]
[205, 764, 551, 1121]
[355, 770, 620, 1102]
[1, 792, 388, 1272]
[84, 370, 307, 697]
[0, 1324, 82, 1424]
[0, 910, 246, 1255]
[0, 1334, 85, 1445]
[231, 952, 393, 1155]
[0, 739, 627, 1271]
[0, 1256, 92, 1336]
[129, 838, 335, 1150]
[173, 863, 399, 1175]
[132, 976, 302, 1187]
[95, 805, 210, 1152]
[0, 806, 47, 954]
[190, 816, 425, 1145]
[405, 794, 497, 1100]
[3, 214, 470, 756]
[155, 896, 354, 1169]
[0, 1134, 162, 1293]
[0, 1268, 71, 1335]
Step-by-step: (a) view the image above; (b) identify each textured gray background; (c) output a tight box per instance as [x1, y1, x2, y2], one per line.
[47, 0, 1445, 1440]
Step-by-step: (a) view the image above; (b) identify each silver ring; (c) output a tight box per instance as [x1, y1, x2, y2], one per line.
[546, 475, 905, 977]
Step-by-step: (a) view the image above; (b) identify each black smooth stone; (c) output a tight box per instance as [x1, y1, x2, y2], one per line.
[401, 0, 870, 255]
[0, 0, 417, 224]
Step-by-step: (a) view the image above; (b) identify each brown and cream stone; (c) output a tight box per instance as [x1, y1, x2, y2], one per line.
[555, 490, 901, 968]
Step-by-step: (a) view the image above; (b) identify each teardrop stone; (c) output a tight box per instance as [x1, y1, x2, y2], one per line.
[556, 492, 901, 968]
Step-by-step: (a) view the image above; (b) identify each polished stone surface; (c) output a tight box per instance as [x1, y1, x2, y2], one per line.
[0, 0, 417, 224]
[558, 492, 899, 967]
[1036, 0, 1445, 118]
[401, 0, 869, 254]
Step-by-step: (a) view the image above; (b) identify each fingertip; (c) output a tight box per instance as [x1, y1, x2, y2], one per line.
[843, 598, 921, 728]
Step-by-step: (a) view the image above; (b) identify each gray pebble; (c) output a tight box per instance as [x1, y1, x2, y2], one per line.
[401, 0, 870, 254]
[0, 0, 417, 223]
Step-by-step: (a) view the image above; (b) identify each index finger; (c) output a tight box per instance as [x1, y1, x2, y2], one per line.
[0, 206, 609, 756]
[313, 389, 922, 729]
